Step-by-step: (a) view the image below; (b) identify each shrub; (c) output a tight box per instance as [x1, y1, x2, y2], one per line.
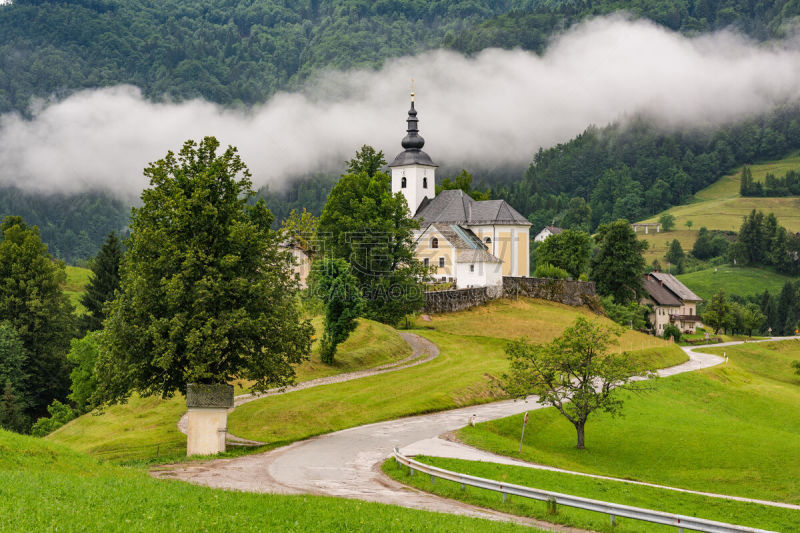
[534, 263, 570, 280]
[662, 323, 681, 342]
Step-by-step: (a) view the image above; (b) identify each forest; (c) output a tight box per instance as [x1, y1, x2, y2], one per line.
[3, 0, 800, 261]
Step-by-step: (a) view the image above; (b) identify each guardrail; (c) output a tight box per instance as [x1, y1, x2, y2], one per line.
[393, 449, 775, 533]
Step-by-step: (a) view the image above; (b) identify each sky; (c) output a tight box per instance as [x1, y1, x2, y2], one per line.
[1, 15, 799, 199]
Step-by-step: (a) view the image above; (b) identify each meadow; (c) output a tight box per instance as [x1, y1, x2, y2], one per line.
[453, 340, 800, 505]
[1, 429, 536, 532]
[637, 153, 800, 262]
[228, 299, 685, 446]
[64, 265, 91, 314]
[383, 456, 800, 532]
[675, 265, 795, 300]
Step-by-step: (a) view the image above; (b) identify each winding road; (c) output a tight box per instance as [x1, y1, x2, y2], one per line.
[154, 336, 798, 527]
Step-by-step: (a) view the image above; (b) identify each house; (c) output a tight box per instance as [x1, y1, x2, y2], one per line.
[388, 93, 531, 287]
[280, 242, 312, 288]
[533, 225, 563, 243]
[640, 272, 703, 335]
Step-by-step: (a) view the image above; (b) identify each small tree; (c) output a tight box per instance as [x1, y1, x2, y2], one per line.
[503, 317, 654, 449]
[311, 258, 364, 364]
[685, 220, 693, 229]
[66, 332, 100, 413]
[30, 399, 76, 437]
[703, 290, 731, 335]
[659, 213, 676, 232]
[79, 232, 122, 333]
[534, 263, 570, 280]
[741, 303, 766, 338]
[94, 137, 313, 406]
[664, 239, 685, 273]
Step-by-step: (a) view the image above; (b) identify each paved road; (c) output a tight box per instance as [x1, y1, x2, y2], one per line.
[154, 337, 798, 525]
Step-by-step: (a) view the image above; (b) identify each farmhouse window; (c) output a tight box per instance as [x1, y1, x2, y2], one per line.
[439, 257, 445, 268]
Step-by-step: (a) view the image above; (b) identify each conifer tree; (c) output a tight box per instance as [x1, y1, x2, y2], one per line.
[0, 380, 28, 433]
[80, 232, 122, 333]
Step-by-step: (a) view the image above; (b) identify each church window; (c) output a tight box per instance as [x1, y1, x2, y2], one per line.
[438, 257, 445, 268]
[484, 237, 491, 245]
[401, 177, 407, 188]
[423, 177, 428, 189]
[431, 237, 438, 249]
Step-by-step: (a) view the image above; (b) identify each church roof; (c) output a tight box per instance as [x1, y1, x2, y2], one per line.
[414, 189, 531, 226]
[388, 96, 437, 168]
[426, 223, 501, 264]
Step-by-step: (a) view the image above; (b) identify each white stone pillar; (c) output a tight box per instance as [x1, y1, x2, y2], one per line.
[186, 383, 234, 456]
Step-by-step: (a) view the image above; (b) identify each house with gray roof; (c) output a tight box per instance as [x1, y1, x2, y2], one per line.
[388, 94, 531, 286]
[641, 272, 704, 335]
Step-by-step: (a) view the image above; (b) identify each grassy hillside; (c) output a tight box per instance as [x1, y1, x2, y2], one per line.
[48, 319, 410, 461]
[228, 299, 686, 445]
[0, 430, 534, 532]
[638, 153, 800, 262]
[456, 340, 800, 505]
[676, 265, 796, 300]
[63, 265, 91, 314]
[384, 456, 799, 532]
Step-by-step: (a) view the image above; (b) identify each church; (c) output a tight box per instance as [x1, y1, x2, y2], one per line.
[388, 94, 531, 288]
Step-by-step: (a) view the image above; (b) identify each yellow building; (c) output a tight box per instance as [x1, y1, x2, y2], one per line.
[388, 95, 531, 287]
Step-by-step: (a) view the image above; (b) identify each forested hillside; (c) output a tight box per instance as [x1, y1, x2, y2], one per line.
[3, 0, 800, 262]
[494, 106, 800, 231]
[0, 0, 526, 115]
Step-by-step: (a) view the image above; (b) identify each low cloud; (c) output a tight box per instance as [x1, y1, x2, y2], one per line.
[1, 15, 800, 198]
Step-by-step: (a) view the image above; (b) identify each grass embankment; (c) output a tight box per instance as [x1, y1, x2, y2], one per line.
[1, 430, 535, 532]
[229, 299, 686, 445]
[453, 339, 800, 505]
[383, 457, 799, 532]
[637, 153, 800, 262]
[47, 319, 410, 462]
[63, 265, 91, 314]
[676, 265, 795, 300]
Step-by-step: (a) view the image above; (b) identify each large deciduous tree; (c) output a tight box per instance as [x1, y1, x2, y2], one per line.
[94, 137, 313, 405]
[535, 229, 591, 279]
[79, 232, 122, 334]
[702, 290, 731, 334]
[589, 219, 648, 304]
[503, 317, 653, 449]
[0, 216, 74, 420]
[318, 146, 426, 326]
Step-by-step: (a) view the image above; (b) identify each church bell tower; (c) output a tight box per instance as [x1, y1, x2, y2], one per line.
[388, 90, 436, 216]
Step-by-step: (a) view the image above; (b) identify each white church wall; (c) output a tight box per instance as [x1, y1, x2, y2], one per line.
[391, 165, 435, 214]
[455, 260, 502, 289]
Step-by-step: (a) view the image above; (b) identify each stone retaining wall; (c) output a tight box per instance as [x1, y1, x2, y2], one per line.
[423, 277, 599, 314]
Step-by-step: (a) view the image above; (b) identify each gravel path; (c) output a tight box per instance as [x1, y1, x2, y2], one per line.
[155, 336, 799, 526]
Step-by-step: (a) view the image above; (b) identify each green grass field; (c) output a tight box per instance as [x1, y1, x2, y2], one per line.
[676, 265, 796, 300]
[63, 265, 91, 314]
[455, 339, 800, 505]
[47, 319, 410, 462]
[228, 299, 686, 446]
[637, 153, 800, 262]
[2, 430, 535, 532]
[383, 457, 800, 532]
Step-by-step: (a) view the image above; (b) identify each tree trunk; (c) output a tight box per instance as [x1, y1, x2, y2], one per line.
[575, 422, 586, 450]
